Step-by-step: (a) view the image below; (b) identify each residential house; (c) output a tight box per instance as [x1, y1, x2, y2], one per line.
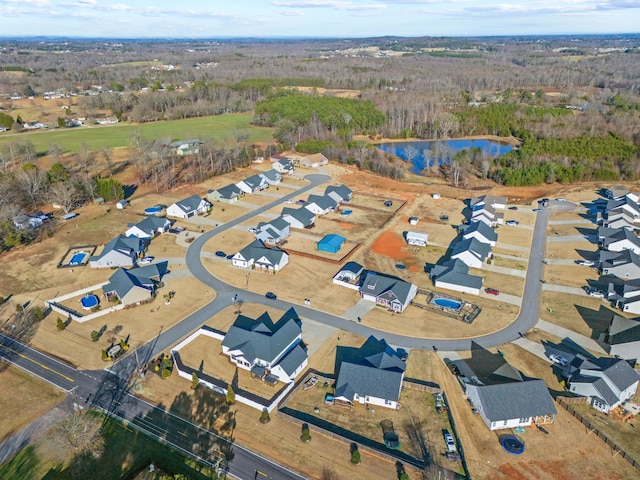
[462, 221, 498, 247]
[462, 355, 556, 430]
[95, 117, 119, 125]
[606, 186, 630, 200]
[271, 156, 295, 174]
[231, 240, 289, 272]
[207, 184, 243, 204]
[102, 263, 167, 306]
[567, 355, 640, 413]
[236, 174, 269, 194]
[470, 195, 508, 211]
[605, 195, 640, 219]
[166, 195, 211, 219]
[430, 259, 483, 295]
[260, 169, 282, 186]
[332, 261, 364, 290]
[334, 336, 406, 410]
[471, 205, 504, 227]
[125, 215, 172, 239]
[602, 314, 640, 360]
[451, 237, 492, 269]
[168, 138, 200, 156]
[300, 153, 328, 168]
[89, 235, 145, 268]
[359, 271, 417, 313]
[304, 194, 338, 215]
[405, 231, 428, 247]
[325, 185, 353, 204]
[599, 226, 640, 254]
[599, 249, 640, 279]
[602, 208, 640, 231]
[255, 217, 290, 245]
[13, 213, 45, 230]
[221, 308, 307, 384]
[281, 207, 316, 229]
[607, 279, 640, 314]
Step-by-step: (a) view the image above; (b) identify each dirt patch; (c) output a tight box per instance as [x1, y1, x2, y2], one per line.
[371, 231, 409, 260]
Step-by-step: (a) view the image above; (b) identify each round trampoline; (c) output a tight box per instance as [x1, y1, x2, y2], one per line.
[80, 294, 99, 310]
[500, 435, 525, 455]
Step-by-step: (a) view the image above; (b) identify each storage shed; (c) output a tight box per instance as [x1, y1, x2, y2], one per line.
[317, 234, 345, 254]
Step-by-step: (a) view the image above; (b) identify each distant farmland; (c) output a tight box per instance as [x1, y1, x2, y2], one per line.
[0, 113, 274, 154]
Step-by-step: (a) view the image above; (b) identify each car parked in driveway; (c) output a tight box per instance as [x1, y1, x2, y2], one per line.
[508, 206, 518, 211]
[588, 290, 605, 298]
[549, 354, 568, 366]
[215, 250, 226, 257]
[247, 227, 257, 233]
[576, 259, 595, 267]
[265, 291, 277, 300]
[533, 208, 543, 212]
[485, 288, 500, 296]
[139, 256, 154, 265]
[505, 220, 519, 226]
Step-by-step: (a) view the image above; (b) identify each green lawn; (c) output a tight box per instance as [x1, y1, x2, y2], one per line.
[0, 113, 274, 154]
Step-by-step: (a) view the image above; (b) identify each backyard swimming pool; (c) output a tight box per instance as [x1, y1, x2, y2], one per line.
[144, 206, 163, 215]
[69, 252, 87, 265]
[432, 297, 463, 311]
[340, 209, 353, 216]
[80, 294, 99, 310]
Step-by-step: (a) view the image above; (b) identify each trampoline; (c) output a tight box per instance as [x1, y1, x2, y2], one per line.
[80, 294, 99, 310]
[69, 252, 86, 265]
[144, 206, 163, 215]
[340, 209, 353, 216]
[500, 435, 525, 455]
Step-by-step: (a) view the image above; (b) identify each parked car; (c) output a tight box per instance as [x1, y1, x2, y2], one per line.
[284, 199, 294, 204]
[247, 227, 257, 233]
[508, 206, 518, 211]
[297, 199, 306, 204]
[485, 288, 500, 296]
[533, 208, 543, 212]
[139, 256, 154, 265]
[215, 250, 226, 257]
[576, 259, 595, 267]
[588, 290, 605, 298]
[226, 254, 235, 259]
[555, 198, 566, 202]
[505, 220, 519, 226]
[549, 354, 568, 366]
[443, 431, 457, 453]
[265, 291, 277, 300]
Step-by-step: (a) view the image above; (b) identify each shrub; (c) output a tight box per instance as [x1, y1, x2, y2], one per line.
[300, 425, 311, 443]
[399, 473, 409, 480]
[191, 372, 200, 390]
[34, 306, 44, 321]
[90, 330, 100, 342]
[350, 449, 361, 464]
[259, 409, 270, 424]
[226, 384, 236, 404]
[56, 317, 66, 331]
[161, 368, 171, 378]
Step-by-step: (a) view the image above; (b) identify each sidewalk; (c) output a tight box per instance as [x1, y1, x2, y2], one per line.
[536, 319, 607, 354]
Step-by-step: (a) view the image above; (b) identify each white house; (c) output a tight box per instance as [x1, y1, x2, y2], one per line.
[430, 259, 483, 295]
[166, 195, 211, 219]
[332, 261, 365, 290]
[89, 235, 144, 268]
[221, 308, 307, 384]
[451, 237, 492, 269]
[299, 153, 329, 168]
[125, 216, 172, 239]
[236, 174, 269, 194]
[259, 169, 282, 185]
[281, 207, 315, 229]
[599, 249, 640, 279]
[471, 205, 504, 227]
[304, 194, 337, 215]
[325, 185, 353, 204]
[599, 226, 640, 254]
[405, 231, 428, 247]
[231, 240, 289, 272]
[359, 272, 417, 313]
[463, 221, 498, 247]
[567, 356, 640, 413]
[470, 195, 508, 211]
[271, 156, 295, 174]
[255, 217, 290, 245]
[334, 336, 406, 410]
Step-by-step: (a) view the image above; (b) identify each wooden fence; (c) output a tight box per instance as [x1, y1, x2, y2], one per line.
[556, 396, 640, 471]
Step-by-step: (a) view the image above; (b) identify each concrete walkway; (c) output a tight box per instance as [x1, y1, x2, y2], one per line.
[478, 290, 522, 307]
[549, 219, 594, 226]
[495, 243, 531, 253]
[511, 337, 552, 363]
[541, 284, 588, 296]
[483, 263, 526, 278]
[536, 319, 607, 354]
[548, 234, 597, 243]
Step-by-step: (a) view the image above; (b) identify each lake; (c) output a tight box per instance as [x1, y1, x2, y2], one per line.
[377, 138, 513, 173]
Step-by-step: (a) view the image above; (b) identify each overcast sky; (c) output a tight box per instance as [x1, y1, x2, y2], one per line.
[2, 0, 639, 38]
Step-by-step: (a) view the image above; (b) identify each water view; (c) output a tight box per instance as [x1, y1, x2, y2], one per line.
[377, 138, 514, 174]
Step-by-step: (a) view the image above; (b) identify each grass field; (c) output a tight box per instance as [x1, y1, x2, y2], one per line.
[0, 113, 274, 154]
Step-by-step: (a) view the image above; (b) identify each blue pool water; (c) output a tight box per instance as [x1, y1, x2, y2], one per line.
[432, 297, 463, 311]
[340, 210, 353, 216]
[377, 139, 513, 174]
[144, 206, 163, 215]
[69, 252, 86, 265]
[80, 295, 99, 310]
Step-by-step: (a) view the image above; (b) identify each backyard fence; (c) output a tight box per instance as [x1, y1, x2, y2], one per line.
[442, 391, 472, 480]
[556, 396, 640, 471]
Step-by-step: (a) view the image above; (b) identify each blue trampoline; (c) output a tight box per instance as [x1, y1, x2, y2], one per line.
[80, 295, 99, 310]
[500, 435, 525, 455]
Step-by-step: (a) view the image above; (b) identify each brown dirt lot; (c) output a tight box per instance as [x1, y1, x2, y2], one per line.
[0, 365, 65, 441]
[546, 240, 596, 260]
[540, 292, 617, 339]
[543, 264, 599, 288]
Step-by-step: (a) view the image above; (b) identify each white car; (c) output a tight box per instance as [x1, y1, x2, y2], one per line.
[549, 354, 568, 366]
[247, 227, 257, 234]
[140, 256, 154, 265]
[284, 199, 294, 204]
[588, 290, 605, 298]
[576, 260, 595, 267]
[505, 220, 519, 226]
[444, 432, 457, 453]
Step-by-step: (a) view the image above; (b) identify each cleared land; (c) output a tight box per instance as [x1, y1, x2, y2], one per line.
[543, 264, 599, 288]
[540, 292, 617, 339]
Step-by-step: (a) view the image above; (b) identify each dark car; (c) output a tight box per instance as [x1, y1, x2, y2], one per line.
[226, 254, 235, 259]
[485, 288, 500, 295]
[265, 291, 277, 300]
[215, 250, 226, 257]
[508, 206, 518, 210]
[297, 199, 306, 204]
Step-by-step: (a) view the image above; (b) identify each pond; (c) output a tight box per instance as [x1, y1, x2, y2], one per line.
[377, 138, 514, 174]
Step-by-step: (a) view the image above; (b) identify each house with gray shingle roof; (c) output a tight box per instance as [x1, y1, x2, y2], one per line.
[236, 174, 269, 194]
[599, 249, 640, 279]
[606, 278, 640, 314]
[334, 336, 406, 410]
[602, 314, 640, 360]
[471, 204, 504, 227]
[325, 184, 353, 204]
[567, 355, 639, 413]
[208, 183, 243, 204]
[470, 195, 508, 211]
[102, 263, 167, 306]
[231, 240, 289, 272]
[89, 235, 145, 268]
[125, 215, 172, 239]
[430, 259, 483, 295]
[221, 308, 307, 384]
[271, 156, 295, 174]
[166, 195, 211, 219]
[281, 207, 315, 229]
[463, 355, 556, 430]
[598, 226, 640, 254]
[607, 186, 630, 200]
[304, 194, 337, 215]
[260, 169, 282, 185]
[168, 138, 200, 156]
[255, 216, 290, 245]
[462, 221, 498, 247]
[359, 271, 417, 313]
[451, 237, 492, 269]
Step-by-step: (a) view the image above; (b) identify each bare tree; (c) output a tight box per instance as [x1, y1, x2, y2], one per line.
[50, 181, 79, 213]
[50, 406, 104, 459]
[101, 147, 113, 175]
[17, 168, 47, 209]
[435, 112, 459, 139]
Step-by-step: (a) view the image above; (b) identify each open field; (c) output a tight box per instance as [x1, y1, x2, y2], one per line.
[475, 270, 525, 297]
[543, 264, 599, 288]
[0, 365, 65, 441]
[540, 292, 615, 339]
[435, 345, 640, 480]
[547, 224, 596, 237]
[0, 113, 274, 154]
[546, 240, 596, 260]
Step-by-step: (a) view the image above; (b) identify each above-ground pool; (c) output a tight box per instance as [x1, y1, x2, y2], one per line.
[340, 209, 352, 216]
[80, 294, 99, 310]
[144, 206, 163, 215]
[432, 297, 463, 311]
[69, 252, 87, 265]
